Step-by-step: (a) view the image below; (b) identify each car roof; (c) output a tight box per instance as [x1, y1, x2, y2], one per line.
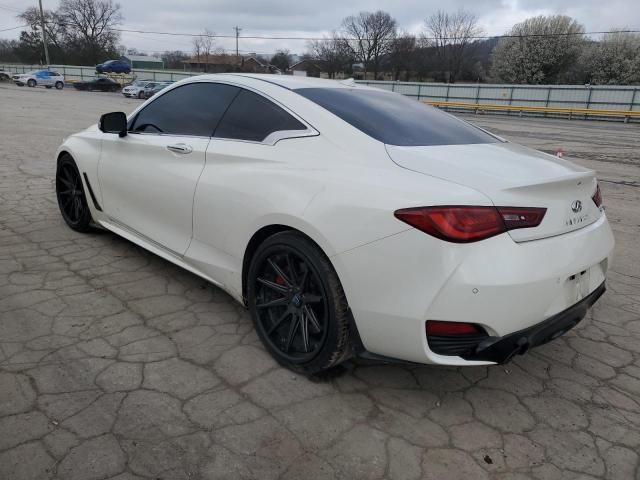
[185, 73, 366, 92]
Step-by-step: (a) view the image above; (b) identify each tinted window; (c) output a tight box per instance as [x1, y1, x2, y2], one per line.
[214, 89, 306, 142]
[296, 88, 497, 147]
[132, 83, 240, 136]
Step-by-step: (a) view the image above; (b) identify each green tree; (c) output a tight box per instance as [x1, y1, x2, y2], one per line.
[491, 15, 586, 84]
[582, 31, 640, 85]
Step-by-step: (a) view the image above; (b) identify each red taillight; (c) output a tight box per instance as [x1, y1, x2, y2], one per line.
[394, 206, 546, 243]
[592, 183, 603, 208]
[426, 320, 484, 336]
[496, 207, 547, 230]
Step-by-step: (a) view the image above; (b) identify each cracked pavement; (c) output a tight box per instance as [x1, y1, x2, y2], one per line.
[1, 83, 640, 480]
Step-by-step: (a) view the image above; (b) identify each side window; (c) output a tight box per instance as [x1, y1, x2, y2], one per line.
[131, 83, 240, 136]
[214, 89, 306, 142]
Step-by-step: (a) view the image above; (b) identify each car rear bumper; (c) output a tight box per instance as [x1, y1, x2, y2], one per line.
[460, 281, 605, 363]
[333, 212, 614, 365]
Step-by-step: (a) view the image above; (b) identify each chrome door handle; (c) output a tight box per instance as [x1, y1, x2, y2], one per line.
[166, 143, 193, 154]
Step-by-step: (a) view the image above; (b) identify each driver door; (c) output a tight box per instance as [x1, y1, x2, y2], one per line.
[98, 82, 240, 255]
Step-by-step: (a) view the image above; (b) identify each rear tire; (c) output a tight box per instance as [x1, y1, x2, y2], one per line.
[247, 231, 352, 375]
[56, 154, 94, 233]
[27, 79, 36, 87]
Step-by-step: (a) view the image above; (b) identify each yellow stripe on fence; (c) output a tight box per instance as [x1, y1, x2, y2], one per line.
[424, 100, 640, 120]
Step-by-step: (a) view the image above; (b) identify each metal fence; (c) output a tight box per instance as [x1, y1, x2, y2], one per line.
[357, 80, 640, 113]
[2, 62, 639, 120]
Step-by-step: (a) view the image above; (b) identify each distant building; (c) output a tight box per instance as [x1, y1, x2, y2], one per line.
[183, 54, 279, 74]
[289, 59, 324, 77]
[289, 59, 348, 79]
[120, 55, 164, 70]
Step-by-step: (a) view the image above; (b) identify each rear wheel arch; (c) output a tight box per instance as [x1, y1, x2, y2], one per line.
[242, 225, 296, 303]
[241, 224, 365, 358]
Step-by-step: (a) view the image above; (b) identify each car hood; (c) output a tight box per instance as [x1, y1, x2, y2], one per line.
[386, 142, 600, 242]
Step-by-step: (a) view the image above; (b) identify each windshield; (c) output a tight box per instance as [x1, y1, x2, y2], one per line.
[295, 87, 498, 147]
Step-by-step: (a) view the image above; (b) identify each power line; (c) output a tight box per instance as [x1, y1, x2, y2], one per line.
[106, 26, 640, 42]
[0, 23, 26, 33]
[0, 3, 22, 13]
[15, 20, 640, 42]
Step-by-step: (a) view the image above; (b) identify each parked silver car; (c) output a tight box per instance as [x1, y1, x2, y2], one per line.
[143, 81, 173, 99]
[121, 80, 155, 99]
[13, 70, 65, 89]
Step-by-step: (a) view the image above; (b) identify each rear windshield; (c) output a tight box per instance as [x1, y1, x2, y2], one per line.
[295, 87, 497, 147]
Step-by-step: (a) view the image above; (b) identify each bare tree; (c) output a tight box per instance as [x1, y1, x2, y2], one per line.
[387, 33, 416, 80]
[307, 31, 354, 78]
[162, 50, 190, 70]
[200, 29, 215, 72]
[57, 0, 123, 64]
[192, 30, 215, 72]
[270, 49, 292, 72]
[342, 11, 397, 78]
[19, 7, 66, 52]
[422, 9, 483, 83]
[192, 36, 202, 68]
[491, 15, 586, 84]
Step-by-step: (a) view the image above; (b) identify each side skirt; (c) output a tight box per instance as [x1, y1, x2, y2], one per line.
[98, 217, 244, 304]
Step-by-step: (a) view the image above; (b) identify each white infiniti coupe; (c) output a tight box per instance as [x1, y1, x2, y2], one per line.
[55, 74, 614, 374]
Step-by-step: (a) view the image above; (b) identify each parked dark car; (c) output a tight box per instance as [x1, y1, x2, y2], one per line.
[95, 60, 131, 74]
[73, 77, 121, 92]
[143, 81, 173, 99]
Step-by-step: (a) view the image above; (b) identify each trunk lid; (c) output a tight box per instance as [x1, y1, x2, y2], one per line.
[386, 142, 601, 242]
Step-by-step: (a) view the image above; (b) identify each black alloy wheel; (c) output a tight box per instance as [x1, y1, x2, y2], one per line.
[248, 232, 352, 374]
[55, 154, 93, 232]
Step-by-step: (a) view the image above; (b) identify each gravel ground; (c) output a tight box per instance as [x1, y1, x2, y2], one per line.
[1, 83, 640, 480]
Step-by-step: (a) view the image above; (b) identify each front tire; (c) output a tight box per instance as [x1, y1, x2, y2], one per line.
[56, 154, 93, 232]
[137, 90, 144, 99]
[247, 231, 351, 375]
[55, 81, 64, 90]
[27, 79, 36, 87]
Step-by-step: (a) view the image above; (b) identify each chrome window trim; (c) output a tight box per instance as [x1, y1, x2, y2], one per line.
[127, 79, 319, 145]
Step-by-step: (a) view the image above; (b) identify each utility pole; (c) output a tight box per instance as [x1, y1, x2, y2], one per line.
[38, 0, 50, 66]
[234, 26, 241, 58]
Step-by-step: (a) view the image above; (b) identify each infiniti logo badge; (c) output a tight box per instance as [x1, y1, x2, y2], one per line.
[571, 200, 582, 213]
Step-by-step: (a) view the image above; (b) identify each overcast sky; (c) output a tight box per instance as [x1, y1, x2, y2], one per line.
[1, 0, 638, 57]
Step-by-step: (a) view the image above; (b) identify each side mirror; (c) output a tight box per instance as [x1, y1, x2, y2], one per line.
[99, 111, 127, 137]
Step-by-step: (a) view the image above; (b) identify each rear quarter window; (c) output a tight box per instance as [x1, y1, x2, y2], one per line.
[214, 89, 306, 142]
[295, 87, 497, 147]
